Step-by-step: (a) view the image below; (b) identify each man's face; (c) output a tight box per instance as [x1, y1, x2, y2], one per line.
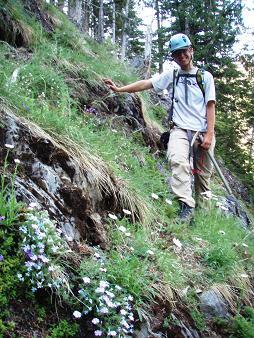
[172, 47, 193, 67]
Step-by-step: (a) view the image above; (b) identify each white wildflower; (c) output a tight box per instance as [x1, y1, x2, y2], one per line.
[95, 287, 105, 294]
[99, 267, 107, 272]
[31, 224, 38, 229]
[94, 330, 102, 336]
[108, 331, 117, 336]
[39, 255, 49, 263]
[73, 311, 82, 318]
[14, 159, 20, 164]
[123, 209, 132, 215]
[121, 319, 130, 329]
[99, 307, 109, 314]
[120, 309, 127, 315]
[92, 318, 100, 325]
[151, 193, 159, 200]
[165, 198, 172, 205]
[118, 226, 127, 233]
[100, 281, 109, 288]
[5, 143, 14, 149]
[105, 291, 115, 298]
[128, 314, 134, 321]
[146, 249, 155, 256]
[108, 213, 118, 220]
[128, 295, 133, 301]
[83, 277, 91, 284]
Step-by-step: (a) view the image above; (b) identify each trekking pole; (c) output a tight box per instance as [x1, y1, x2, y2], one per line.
[199, 135, 233, 195]
[198, 135, 250, 227]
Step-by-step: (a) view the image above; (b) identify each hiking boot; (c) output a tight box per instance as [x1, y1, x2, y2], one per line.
[179, 202, 194, 222]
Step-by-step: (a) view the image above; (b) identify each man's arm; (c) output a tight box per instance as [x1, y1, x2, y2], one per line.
[201, 100, 215, 150]
[103, 79, 153, 93]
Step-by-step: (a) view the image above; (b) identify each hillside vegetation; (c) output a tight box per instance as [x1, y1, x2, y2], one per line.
[0, 1, 254, 337]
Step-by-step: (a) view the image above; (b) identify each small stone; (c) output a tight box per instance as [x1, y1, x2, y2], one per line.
[199, 290, 229, 319]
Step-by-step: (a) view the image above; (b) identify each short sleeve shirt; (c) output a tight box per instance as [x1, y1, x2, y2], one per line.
[151, 67, 215, 132]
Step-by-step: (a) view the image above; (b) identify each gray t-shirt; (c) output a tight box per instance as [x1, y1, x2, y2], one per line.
[151, 67, 216, 132]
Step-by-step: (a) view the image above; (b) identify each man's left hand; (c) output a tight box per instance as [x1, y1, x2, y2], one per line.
[201, 132, 213, 150]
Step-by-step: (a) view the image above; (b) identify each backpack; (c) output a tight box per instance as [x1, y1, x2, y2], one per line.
[168, 68, 205, 127]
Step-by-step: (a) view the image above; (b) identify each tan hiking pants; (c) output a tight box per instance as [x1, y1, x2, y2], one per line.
[167, 127, 215, 208]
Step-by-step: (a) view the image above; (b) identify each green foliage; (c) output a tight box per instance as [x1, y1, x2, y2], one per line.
[215, 307, 254, 338]
[184, 289, 206, 331]
[47, 320, 79, 338]
[203, 245, 237, 269]
[0, 151, 24, 313]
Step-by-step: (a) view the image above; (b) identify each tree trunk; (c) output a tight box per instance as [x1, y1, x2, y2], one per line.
[57, 0, 65, 12]
[249, 125, 254, 161]
[98, 0, 104, 43]
[82, 0, 89, 33]
[155, 0, 163, 73]
[68, 0, 82, 28]
[112, 0, 116, 44]
[184, 15, 190, 35]
[144, 24, 152, 78]
[121, 0, 129, 61]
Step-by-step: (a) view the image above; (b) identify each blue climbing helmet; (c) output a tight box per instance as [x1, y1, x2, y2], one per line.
[169, 33, 192, 54]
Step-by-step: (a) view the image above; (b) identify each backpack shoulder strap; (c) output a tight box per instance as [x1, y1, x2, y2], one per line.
[196, 68, 205, 99]
[167, 68, 178, 125]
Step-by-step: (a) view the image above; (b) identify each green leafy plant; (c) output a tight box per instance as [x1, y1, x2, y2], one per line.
[47, 320, 79, 338]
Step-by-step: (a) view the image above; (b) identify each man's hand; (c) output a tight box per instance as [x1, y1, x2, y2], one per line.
[103, 78, 153, 93]
[201, 132, 213, 150]
[103, 78, 120, 92]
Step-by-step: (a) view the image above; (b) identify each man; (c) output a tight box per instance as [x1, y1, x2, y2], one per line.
[104, 33, 216, 222]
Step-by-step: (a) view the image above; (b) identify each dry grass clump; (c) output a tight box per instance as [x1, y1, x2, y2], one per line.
[0, 10, 33, 47]
[211, 275, 254, 315]
[0, 104, 151, 225]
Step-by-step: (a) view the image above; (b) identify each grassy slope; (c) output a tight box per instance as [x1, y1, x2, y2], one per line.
[0, 1, 254, 336]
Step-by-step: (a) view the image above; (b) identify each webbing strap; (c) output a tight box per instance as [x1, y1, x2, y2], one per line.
[168, 68, 178, 127]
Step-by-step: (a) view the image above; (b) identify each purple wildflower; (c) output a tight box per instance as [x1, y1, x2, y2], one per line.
[24, 249, 34, 259]
[0, 255, 4, 261]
